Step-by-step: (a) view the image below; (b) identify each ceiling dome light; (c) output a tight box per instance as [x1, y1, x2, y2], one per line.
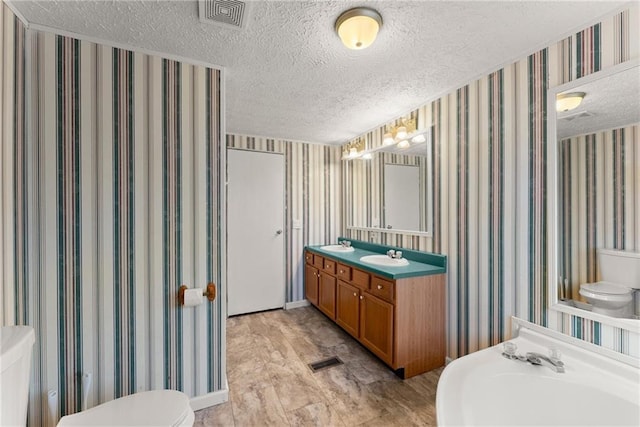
[556, 92, 586, 112]
[335, 7, 383, 50]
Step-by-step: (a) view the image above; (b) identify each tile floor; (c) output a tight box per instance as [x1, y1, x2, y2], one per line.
[194, 306, 442, 426]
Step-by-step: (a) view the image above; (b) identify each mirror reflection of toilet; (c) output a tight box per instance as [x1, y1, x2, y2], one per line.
[579, 249, 640, 318]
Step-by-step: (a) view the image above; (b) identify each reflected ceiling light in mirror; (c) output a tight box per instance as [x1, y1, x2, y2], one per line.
[411, 134, 426, 143]
[335, 7, 383, 50]
[397, 140, 410, 149]
[362, 152, 373, 160]
[383, 132, 395, 145]
[556, 92, 586, 112]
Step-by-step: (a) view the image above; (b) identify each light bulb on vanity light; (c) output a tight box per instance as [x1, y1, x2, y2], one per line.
[397, 140, 410, 149]
[395, 126, 408, 140]
[362, 152, 373, 159]
[383, 132, 395, 145]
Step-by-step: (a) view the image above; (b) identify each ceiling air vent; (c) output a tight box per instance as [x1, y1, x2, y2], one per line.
[199, 0, 248, 29]
[559, 111, 594, 122]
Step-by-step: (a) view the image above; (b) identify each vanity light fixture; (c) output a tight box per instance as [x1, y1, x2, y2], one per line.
[342, 138, 366, 160]
[342, 121, 432, 161]
[383, 118, 417, 147]
[556, 92, 586, 112]
[335, 7, 383, 50]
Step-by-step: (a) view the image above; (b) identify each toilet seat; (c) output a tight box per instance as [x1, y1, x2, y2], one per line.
[579, 281, 633, 303]
[57, 390, 194, 426]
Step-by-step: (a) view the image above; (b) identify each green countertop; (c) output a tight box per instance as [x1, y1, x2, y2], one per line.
[306, 239, 446, 280]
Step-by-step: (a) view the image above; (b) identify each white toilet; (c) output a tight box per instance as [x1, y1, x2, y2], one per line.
[1, 325, 194, 427]
[579, 249, 640, 318]
[1, 325, 35, 426]
[57, 389, 195, 426]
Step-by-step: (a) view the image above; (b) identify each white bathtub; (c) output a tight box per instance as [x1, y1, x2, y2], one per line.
[436, 318, 640, 426]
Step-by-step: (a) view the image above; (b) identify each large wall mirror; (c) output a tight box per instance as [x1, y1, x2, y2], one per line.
[548, 59, 640, 331]
[344, 128, 433, 236]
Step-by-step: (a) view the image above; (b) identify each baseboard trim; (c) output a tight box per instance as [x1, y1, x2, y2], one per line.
[285, 300, 310, 310]
[189, 381, 229, 411]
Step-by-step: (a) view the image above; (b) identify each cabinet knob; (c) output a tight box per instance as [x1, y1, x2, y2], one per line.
[340, 270, 343, 273]
[326, 264, 330, 268]
[353, 292, 357, 297]
[359, 296, 363, 300]
[377, 285, 383, 290]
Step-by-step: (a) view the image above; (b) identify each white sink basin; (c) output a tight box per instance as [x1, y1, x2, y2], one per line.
[320, 245, 355, 253]
[360, 255, 409, 267]
[436, 318, 640, 426]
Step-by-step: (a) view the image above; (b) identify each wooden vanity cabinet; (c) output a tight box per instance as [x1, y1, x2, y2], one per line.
[318, 272, 337, 319]
[304, 249, 445, 378]
[304, 263, 319, 306]
[336, 280, 360, 338]
[360, 292, 394, 365]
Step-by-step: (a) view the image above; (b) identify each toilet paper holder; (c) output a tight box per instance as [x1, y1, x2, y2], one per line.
[178, 283, 216, 305]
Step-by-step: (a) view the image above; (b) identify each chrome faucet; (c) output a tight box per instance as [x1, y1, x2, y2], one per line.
[340, 240, 351, 248]
[386, 249, 403, 259]
[525, 352, 565, 373]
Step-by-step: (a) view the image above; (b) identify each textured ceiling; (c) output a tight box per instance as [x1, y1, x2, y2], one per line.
[9, 0, 630, 144]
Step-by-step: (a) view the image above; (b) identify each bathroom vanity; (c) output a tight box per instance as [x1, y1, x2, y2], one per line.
[304, 239, 446, 378]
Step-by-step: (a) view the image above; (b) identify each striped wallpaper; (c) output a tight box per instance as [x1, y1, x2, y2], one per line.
[226, 135, 342, 303]
[1, 5, 225, 423]
[343, 7, 640, 359]
[559, 125, 640, 304]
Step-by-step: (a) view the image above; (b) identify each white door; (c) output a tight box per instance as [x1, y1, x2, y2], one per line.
[227, 149, 285, 316]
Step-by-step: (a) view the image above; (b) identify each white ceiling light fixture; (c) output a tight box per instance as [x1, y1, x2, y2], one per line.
[557, 92, 586, 112]
[335, 7, 383, 50]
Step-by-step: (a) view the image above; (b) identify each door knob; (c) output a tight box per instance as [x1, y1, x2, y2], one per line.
[275, 229, 283, 235]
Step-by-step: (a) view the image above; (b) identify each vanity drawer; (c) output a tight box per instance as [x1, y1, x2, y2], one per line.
[305, 251, 313, 264]
[323, 259, 336, 275]
[351, 268, 370, 290]
[370, 277, 394, 303]
[337, 263, 351, 281]
[313, 255, 324, 269]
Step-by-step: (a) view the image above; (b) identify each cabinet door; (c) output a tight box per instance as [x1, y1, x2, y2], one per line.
[318, 272, 337, 319]
[360, 293, 394, 365]
[336, 280, 359, 338]
[305, 264, 319, 306]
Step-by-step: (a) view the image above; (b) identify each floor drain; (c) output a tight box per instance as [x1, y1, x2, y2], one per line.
[308, 356, 343, 373]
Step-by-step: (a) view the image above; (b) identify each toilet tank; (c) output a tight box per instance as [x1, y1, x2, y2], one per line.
[598, 249, 640, 289]
[1, 326, 35, 426]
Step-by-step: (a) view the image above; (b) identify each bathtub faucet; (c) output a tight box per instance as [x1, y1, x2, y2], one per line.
[525, 352, 565, 373]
